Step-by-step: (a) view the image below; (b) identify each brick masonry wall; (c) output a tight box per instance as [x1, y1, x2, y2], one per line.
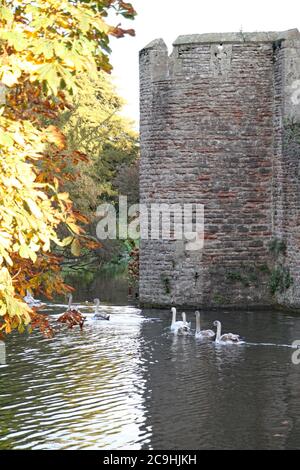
[273, 39, 300, 309]
[139, 31, 300, 309]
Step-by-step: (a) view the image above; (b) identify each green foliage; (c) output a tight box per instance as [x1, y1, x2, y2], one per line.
[100, 257, 128, 277]
[213, 293, 227, 305]
[63, 266, 95, 285]
[58, 71, 139, 216]
[258, 263, 271, 274]
[283, 118, 300, 146]
[55, 71, 139, 282]
[225, 270, 250, 287]
[62, 251, 128, 291]
[269, 265, 293, 295]
[226, 271, 244, 283]
[268, 238, 287, 256]
[161, 274, 171, 295]
[114, 160, 139, 207]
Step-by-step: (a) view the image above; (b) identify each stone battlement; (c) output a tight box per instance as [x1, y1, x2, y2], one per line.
[174, 29, 300, 45]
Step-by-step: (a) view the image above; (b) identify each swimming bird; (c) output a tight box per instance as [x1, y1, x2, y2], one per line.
[57, 294, 86, 330]
[93, 298, 110, 321]
[214, 320, 243, 344]
[182, 312, 191, 332]
[67, 293, 73, 309]
[23, 290, 46, 309]
[195, 311, 215, 340]
[170, 307, 189, 334]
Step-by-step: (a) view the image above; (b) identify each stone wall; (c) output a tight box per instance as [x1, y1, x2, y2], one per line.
[139, 30, 300, 309]
[273, 38, 300, 309]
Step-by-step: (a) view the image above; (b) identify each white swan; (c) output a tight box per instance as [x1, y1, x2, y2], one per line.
[170, 307, 189, 334]
[195, 311, 215, 339]
[57, 294, 86, 330]
[67, 293, 73, 310]
[182, 312, 191, 332]
[93, 298, 110, 321]
[214, 320, 244, 344]
[23, 290, 36, 305]
[23, 290, 45, 308]
[65, 294, 81, 314]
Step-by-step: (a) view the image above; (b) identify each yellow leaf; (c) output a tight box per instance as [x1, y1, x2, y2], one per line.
[1, 70, 19, 87]
[0, 128, 14, 146]
[60, 236, 73, 247]
[12, 132, 25, 146]
[57, 192, 70, 201]
[28, 249, 37, 263]
[67, 222, 81, 235]
[19, 245, 30, 259]
[71, 238, 81, 257]
[25, 198, 43, 218]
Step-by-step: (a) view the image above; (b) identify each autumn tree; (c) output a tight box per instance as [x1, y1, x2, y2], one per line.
[0, 0, 136, 337]
[58, 71, 139, 216]
[53, 71, 139, 285]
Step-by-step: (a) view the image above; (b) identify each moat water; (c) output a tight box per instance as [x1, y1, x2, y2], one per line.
[0, 303, 300, 450]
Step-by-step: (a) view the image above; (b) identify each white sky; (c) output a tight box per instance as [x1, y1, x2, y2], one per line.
[109, 0, 300, 126]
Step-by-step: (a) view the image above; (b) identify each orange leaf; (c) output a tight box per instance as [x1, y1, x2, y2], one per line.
[44, 125, 67, 150]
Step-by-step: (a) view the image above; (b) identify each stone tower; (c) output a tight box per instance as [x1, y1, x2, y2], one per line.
[139, 30, 300, 310]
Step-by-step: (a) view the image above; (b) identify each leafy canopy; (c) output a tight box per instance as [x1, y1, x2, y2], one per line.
[0, 0, 136, 337]
[60, 71, 138, 215]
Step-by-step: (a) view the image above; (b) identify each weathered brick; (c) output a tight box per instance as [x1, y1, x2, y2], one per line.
[139, 30, 300, 309]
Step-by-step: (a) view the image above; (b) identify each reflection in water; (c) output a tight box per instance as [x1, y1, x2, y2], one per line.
[0, 306, 300, 449]
[0, 306, 150, 450]
[139, 310, 300, 450]
[0, 342, 5, 366]
[65, 275, 130, 306]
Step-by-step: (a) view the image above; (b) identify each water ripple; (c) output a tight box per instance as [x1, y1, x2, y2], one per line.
[0, 306, 300, 449]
